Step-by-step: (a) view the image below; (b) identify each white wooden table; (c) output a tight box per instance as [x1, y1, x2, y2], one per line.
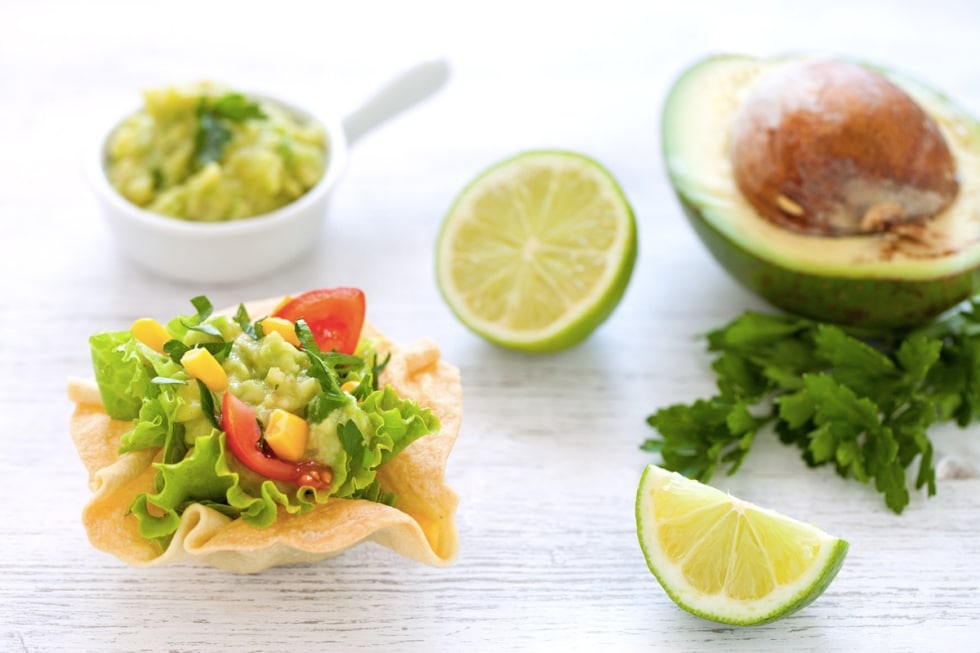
[3, 1, 979, 651]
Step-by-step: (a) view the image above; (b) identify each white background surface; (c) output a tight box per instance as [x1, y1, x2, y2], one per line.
[3, 1, 979, 651]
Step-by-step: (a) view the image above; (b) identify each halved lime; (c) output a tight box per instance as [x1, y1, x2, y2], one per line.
[435, 150, 637, 353]
[636, 465, 848, 626]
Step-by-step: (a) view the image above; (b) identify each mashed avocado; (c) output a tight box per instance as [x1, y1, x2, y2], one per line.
[184, 314, 355, 450]
[105, 82, 327, 222]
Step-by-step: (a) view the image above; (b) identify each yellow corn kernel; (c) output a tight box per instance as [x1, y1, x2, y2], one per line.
[264, 409, 309, 462]
[340, 380, 359, 393]
[131, 318, 171, 353]
[180, 347, 228, 392]
[259, 316, 301, 347]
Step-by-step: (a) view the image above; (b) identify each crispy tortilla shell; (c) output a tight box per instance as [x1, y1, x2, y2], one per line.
[68, 297, 461, 572]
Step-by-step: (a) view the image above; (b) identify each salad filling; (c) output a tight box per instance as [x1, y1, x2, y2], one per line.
[88, 288, 439, 549]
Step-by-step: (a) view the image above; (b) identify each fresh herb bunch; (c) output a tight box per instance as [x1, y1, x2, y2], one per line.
[193, 93, 267, 168]
[642, 298, 980, 514]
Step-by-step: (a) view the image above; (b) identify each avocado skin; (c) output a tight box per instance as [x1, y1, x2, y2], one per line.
[676, 193, 980, 328]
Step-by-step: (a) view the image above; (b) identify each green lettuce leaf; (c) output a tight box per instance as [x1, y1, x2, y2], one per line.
[131, 431, 313, 549]
[130, 429, 235, 546]
[118, 384, 183, 456]
[361, 384, 441, 461]
[129, 381, 440, 548]
[131, 429, 319, 547]
[89, 331, 153, 420]
[331, 385, 440, 500]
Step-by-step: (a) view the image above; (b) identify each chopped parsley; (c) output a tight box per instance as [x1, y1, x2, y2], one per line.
[642, 299, 980, 514]
[193, 93, 267, 168]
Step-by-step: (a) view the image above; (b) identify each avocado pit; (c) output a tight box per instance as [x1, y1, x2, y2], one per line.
[730, 60, 959, 236]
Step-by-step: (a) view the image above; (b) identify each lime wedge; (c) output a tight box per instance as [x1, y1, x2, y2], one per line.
[636, 465, 848, 626]
[435, 150, 637, 353]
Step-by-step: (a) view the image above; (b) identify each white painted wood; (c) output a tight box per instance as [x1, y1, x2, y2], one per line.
[2, 1, 979, 651]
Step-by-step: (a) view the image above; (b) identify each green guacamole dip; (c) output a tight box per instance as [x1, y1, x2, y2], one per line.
[105, 82, 327, 222]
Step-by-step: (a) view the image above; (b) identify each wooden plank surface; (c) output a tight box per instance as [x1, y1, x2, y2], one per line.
[2, 1, 979, 651]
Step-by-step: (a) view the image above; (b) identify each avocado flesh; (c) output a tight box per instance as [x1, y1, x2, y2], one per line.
[663, 54, 980, 328]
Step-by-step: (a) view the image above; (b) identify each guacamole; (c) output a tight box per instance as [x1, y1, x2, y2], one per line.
[105, 82, 327, 222]
[183, 313, 370, 493]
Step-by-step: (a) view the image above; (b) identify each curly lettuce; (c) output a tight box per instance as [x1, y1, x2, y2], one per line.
[89, 331, 152, 420]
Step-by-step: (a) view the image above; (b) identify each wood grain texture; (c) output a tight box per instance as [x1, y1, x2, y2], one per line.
[2, 1, 979, 651]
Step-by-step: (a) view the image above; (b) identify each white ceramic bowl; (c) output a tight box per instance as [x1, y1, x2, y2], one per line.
[87, 96, 347, 284]
[88, 60, 449, 284]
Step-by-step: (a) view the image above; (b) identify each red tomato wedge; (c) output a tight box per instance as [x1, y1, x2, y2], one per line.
[272, 287, 366, 354]
[221, 392, 331, 489]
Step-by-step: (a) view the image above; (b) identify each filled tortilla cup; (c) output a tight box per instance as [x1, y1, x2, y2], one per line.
[68, 296, 461, 573]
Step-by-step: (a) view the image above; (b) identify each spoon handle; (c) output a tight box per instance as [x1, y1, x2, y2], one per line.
[342, 58, 450, 147]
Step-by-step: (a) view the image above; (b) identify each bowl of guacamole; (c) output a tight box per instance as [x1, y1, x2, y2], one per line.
[89, 82, 348, 283]
[106, 82, 328, 222]
[90, 62, 450, 282]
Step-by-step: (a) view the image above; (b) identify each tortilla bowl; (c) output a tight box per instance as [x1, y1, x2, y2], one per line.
[67, 297, 462, 573]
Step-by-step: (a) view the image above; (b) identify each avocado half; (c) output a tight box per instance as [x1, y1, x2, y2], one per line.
[662, 54, 980, 328]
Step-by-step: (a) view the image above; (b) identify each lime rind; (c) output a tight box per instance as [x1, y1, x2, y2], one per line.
[635, 464, 849, 626]
[435, 150, 637, 353]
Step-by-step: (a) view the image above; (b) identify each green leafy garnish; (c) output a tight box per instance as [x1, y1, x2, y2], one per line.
[642, 301, 980, 514]
[233, 303, 266, 340]
[193, 93, 267, 168]
[151, 168, 165, 190]
[182, 295, 222, 337]
[211, 93, 267, 121]
[197, 380, 220, 430]
[188, 295, 213, 321]
[371, 352, 392, 391]
[295, 318, 321, 354]
[162, 340, 233, 365]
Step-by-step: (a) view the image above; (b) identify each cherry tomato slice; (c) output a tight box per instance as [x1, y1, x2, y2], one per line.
[221, 391, 330, 489]
[272, 287, 366, 354]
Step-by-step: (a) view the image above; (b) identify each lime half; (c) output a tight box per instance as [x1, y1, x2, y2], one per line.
[435, 150, 637, 353]
[636, 465, 848, 626]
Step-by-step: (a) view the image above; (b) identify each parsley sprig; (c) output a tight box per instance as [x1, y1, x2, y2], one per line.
[642, 299, 980, 514]
[193, 93, 267, 168]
